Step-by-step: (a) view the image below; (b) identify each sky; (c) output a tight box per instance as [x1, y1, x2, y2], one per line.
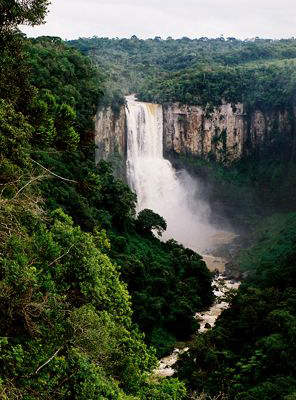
[21, 0, 296, 40]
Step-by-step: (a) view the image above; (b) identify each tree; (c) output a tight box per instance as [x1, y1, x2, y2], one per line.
[0, 99, 32, 182]
[136, 208, 167, 236]
[0, 0, 50, 32]
[0, 1, 50, 111]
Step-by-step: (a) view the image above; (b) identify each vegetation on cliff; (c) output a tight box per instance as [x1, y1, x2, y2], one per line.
[169, 151, 296, 233]
[139, 58, 296, 111]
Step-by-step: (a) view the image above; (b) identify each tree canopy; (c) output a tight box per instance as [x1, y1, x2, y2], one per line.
[0, 0, 49, 33]
[136, 208, 167, 236]
[70, 36, 296, 111]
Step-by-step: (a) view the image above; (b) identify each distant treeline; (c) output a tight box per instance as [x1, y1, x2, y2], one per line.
[69, 36, 296, 110]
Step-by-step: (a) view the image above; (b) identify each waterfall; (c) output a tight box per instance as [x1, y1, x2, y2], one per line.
[125, 95, 217, 252]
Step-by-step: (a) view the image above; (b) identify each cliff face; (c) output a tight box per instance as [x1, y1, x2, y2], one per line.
[163, 103, 245, 162]
[163, 103, 292, 162]
[95, 106, 126, 163]
[249, 108, 292, 152]
[95, 102, 293, 164]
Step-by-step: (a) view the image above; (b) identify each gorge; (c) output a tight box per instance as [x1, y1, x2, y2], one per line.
[93, 88, 296, 398]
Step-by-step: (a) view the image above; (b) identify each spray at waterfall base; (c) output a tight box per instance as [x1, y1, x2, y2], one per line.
[125, 95, 232, 253]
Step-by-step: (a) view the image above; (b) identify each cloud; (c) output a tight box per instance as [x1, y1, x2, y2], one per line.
[21, 0, 296, 39]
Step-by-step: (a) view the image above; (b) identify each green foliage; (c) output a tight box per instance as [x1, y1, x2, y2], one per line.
[0, 99, 33, 183]
[177, 212, 296, 399]
[0, 1, 49, 112]
[140, 378, 187, 399]
[139, 59, 296, 111]
[111, 233, 213, 357]
[149, 327, 177, 358]
[238, 213, 296, 286]
[70, 36, 296, 112]
[0, 0, 49, 31]
[29, 92, 57, 146]
[31, 151, 137, 231]
[136, 208, 167, 236]
[0, 205, 158, 398]
[0, 11, 204, 398]
[285, 394, 296, 400]
[0, 31, 36, 112]
[29, 92, 81, 150]
[27, 36, 104, 137]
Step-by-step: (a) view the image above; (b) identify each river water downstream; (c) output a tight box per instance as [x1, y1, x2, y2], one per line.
[155, 242, 240, 378]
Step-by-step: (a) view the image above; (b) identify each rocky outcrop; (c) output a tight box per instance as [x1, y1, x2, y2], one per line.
[95, 106, 126, 163]
[95, 102, 294, 164]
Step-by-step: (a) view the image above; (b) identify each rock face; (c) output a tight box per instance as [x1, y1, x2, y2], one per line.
[95, 106, 126, 163]
[163, 103, 293, 162]
[95, 102, 293, 164]
[249, 108, 292, 152]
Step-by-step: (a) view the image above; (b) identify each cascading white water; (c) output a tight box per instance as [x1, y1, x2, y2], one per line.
[125, 95, 217, 252]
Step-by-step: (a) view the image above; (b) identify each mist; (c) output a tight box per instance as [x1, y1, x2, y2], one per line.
[160, 168, 219, 252]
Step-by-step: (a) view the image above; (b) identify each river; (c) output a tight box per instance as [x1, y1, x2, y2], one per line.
[155, 240, 240, 378]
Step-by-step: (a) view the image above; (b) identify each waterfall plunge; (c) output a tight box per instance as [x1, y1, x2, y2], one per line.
[125, 96, 217, 252]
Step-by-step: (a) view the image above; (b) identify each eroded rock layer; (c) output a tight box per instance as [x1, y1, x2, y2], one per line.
[95, 102, 294, 163]
[95, 106, 126, 163]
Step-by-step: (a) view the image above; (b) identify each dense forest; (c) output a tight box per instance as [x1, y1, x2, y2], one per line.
[1, 1, 296, 400]
[176, 212, 296, 400]
[70, 36, 296, 111]
[0, 2, 213, 399]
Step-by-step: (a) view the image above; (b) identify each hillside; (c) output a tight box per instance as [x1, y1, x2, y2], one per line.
[0, 7, 213, 399]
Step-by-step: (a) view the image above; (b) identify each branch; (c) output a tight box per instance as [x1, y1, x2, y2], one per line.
[34, 347, 62, 375]
[31, 159, 77, 183]
[48, 244, 75, 266]
[13, 175, 46, 198]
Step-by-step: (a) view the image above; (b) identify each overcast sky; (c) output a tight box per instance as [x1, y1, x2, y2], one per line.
[21, 0, 296, 40]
